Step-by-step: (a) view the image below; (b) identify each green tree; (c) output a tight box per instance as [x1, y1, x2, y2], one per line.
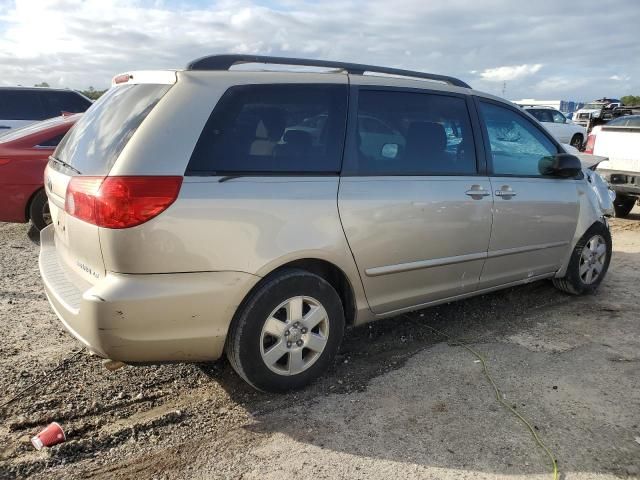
[80, 86, 107, 100]
[621, 95, 640, 106]
[34, 82, 50, 87]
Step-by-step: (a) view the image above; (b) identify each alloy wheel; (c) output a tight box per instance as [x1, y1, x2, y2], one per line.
[579, 234, 607, 285]
[259, 296, 329, 375]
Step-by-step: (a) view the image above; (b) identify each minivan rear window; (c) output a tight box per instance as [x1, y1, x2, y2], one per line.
[53, 84, 171, 175]
[187, 84, 348, 175]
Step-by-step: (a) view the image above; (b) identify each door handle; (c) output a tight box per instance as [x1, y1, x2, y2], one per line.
[465, 185, 491, 200]
[495, 186, 517, 199]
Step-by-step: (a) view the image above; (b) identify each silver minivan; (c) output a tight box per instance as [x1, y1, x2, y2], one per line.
[39, 55, 612, 392]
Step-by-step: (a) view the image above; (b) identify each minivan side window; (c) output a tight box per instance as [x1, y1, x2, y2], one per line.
[43, 91, 91, 118]
[0, 90, 46, 120]
[352, 90, 477, 175]
[187, 84, 348, 174]
[479, 102, 557, 177]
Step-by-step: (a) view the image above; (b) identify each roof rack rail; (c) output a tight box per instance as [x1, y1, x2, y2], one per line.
[186, 54, 471, 89]
[516, 104, 555, 108]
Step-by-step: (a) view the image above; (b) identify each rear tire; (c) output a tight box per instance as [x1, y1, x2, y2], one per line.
[570, 133, 584, 150]
[28, 189, 51, 231]
[226, 268, 345, 392]
[552, 222, 611, 295]
[613, 195, 635, 218]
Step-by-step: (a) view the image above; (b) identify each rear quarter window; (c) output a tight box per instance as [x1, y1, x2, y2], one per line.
[187, 84, 348, 175]
[54, 84, 171, 175]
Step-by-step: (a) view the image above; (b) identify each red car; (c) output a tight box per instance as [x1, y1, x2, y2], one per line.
[0, 114, 80, 230]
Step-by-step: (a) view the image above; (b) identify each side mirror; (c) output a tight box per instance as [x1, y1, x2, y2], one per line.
[538, 153, 582, 178]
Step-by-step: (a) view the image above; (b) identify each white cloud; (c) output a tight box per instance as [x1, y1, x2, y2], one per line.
[609, 74, 630, 81]
[0, 0, 638, 100]
[479, 64, 543, 82]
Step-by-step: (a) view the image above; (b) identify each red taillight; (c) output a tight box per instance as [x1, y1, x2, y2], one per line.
[584, 133, 597, 154]
[65, 176, 182, 228]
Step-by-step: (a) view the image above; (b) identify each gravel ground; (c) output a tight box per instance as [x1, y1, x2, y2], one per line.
[0, 211, 639, 479]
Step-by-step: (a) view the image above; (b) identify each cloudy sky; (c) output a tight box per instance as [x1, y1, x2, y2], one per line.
[0, 0, 638, 101]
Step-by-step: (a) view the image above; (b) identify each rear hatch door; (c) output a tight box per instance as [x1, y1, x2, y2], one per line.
[46, 78, 174, 286]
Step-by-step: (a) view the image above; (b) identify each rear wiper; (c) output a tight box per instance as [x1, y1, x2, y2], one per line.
[49, 156, 81, 175]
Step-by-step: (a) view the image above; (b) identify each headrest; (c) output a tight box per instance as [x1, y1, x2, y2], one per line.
[283, 129, 312, 146]
[406, 121, 446, 152]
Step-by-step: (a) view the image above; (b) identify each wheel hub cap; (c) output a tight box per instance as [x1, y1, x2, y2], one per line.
[260, 296, 330, 376]
[579, 234, 607, 285]
[287, 326, 302, 344]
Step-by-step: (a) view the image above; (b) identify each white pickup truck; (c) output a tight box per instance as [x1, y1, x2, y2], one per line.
[587, 115, 640, 217]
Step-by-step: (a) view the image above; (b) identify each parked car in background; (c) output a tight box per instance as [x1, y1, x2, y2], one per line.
[40, 55, 612, 393]
[0, 87, 90, 134]
[573, 98, 621, 129]
[587, 115, 640, 217]
[0, 114, 80, 230]
[520, 105, 587, 149]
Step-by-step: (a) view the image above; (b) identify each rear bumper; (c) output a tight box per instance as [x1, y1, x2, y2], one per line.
[598, 169, 640, 197]
[39, 225, 260, 362]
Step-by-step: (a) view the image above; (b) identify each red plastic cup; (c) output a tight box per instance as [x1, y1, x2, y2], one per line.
[31, 422, 66, 450]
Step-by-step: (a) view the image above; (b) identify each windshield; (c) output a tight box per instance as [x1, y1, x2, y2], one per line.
[54, 83, 171, 175]
[583, 103, 604, 110]
[0, 114, 79, 143]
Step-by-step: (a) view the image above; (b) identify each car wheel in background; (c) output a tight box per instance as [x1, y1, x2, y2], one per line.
[226, 268, 345, 392]
[613, 195, 635, 218]
[552, 222, 612, 295]
[570, 133, 584, 150]
[29, 189, 52, 231]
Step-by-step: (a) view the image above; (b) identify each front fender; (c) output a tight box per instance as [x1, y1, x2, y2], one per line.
[555, 177, 610, 278]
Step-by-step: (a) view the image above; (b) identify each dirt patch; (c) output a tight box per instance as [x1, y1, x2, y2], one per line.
[1, 210, 640, 479]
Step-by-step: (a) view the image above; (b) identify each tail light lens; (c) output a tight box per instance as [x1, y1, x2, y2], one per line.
[65, 176, 183, 228]
[584, 133, 597, 154]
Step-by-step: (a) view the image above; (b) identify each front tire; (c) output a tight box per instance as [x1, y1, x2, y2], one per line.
[552, 222, 611, 295]
[29, 189, 52, 231]
[226, 269, 345, 392]
[613, 195, 635, 218]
